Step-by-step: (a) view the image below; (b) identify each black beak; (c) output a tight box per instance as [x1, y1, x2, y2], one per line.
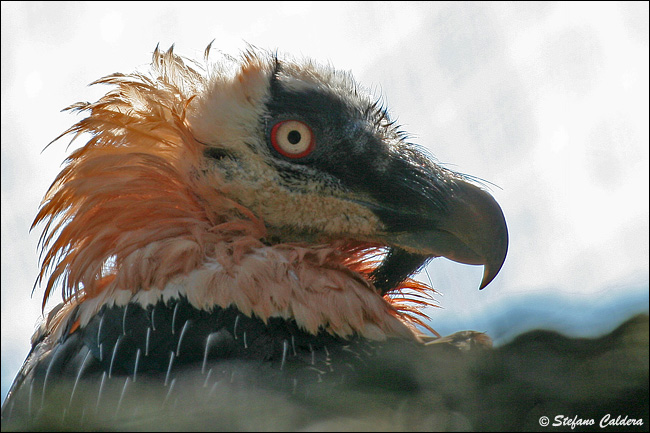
[383, 178, 508, 290]
[355, 154, 508, 294]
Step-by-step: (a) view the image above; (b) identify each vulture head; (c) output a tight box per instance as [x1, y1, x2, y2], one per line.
[33, 44, 508, 344]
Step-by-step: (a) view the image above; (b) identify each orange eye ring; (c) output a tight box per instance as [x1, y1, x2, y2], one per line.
[270, 120, 315, 159]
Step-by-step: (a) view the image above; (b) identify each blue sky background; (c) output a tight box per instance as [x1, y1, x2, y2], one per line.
[2, 2, 648, 403]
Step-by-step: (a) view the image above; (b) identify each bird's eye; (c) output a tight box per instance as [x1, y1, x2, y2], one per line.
[270, 120, 315, 159]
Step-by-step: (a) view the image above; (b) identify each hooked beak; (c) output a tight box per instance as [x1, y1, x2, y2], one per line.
[384, 178, 508, 290]
[357, 166, 508, 293]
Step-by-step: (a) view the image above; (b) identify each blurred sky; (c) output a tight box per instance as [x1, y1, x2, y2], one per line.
[2, 2, 648, 403]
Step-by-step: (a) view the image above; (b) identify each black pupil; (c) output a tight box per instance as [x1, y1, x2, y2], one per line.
[287, 130, 301, 145]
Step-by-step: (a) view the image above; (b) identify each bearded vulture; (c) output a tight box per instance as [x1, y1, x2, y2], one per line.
[3, 43, 514, 430]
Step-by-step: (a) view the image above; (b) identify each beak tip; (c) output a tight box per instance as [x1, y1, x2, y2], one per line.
[479, 271, 495, 290]
[478, 238, 508, 291]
